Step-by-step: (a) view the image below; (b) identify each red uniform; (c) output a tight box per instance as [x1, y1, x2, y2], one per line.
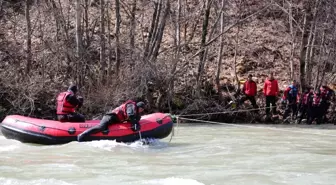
[263, 79, 279, 96]
[243, 80, 257, 96]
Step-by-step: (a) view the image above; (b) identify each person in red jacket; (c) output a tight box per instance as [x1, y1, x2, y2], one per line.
[77, 100, 146, 142]
[56, 85, 85, 122]
[263, 73, 279, 117]
[238, 74, 258, 110]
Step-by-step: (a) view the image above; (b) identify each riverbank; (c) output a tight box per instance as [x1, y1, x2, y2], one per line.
[1, 0, 336, 126]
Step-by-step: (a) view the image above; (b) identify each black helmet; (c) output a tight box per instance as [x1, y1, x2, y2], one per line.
[136, 101, 145, 109]
[68, 85, 78, 93]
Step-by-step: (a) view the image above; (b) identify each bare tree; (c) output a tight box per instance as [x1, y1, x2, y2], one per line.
[107, 2, 112, 79]
[314, 30, 326, 89]
[100, 0, 106, 83]
[299, 13, 309, 92]
[216, 0, 225, 99]
[25, 0, 32, 75]
[196, 0, 211, 87]
[144, 0, 170, 63]
[233, 0, 242, 90]
[304, 0, 319, 86]
[84, 0, 90, 47]
[143, 0, 162, 61]
[167, 0, 182, 113]
[130, 0, 136, 49]
[288, 0, 295, 80]
[75, 0, 83, 85]
[115, 0, 121, 77]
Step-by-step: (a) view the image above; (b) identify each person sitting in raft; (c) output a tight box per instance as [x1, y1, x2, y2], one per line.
[77, 100, 146, 142]
[56, 85, 85, 122]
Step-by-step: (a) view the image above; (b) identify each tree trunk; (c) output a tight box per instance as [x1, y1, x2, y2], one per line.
[198, 0, 211, 73]
[305, 23, 316, 85]
[195, 0, 211, 96]
[130, 0, 136, 50]
[233, 24, 240, 91]
[47, 0, 61, 41]
[143, 0, 161, 60]
[107, 2, 112, 79]
[299, 13, 309, 92]
[288, 0, 295, 80]
[75, 0, 83, 58]
[75, 0, 83, 85]
[38, 5, 45, 87]
[100, 0, 106, 83]
[84, 0, 90, 47]
[305, 0, 319, 86]
[25, 0, 32, 76]
[167, 0, 181, 113]
[142, 0, 169, 63]
[115, 0, 121, 77]
[314, 30, 325, 90]
[233, 0, 242, 91]
[149, 0, 170, 63]
[216, 0, 225, 100]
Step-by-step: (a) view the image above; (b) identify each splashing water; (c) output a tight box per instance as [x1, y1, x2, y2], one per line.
[140, 177, 206, 185]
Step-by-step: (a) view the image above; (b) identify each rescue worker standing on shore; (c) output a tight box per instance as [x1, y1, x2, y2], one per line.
[263, 73, 279, 119]
[238, 74, 258, 111]
[319, 83, 335, 123]
[309, 90, 323, 124]
[56, 85, 85, 122]
[282, 80, 298, 123]
[77, 100, 146, 142]
[297, 86, 314, 124]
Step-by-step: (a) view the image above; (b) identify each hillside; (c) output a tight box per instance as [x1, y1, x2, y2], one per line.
[1, 0, 335, 123]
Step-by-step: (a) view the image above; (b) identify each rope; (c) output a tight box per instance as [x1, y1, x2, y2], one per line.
[177, 116, 336, 137]
[138, 131, 142, 140]
[178, 105, 279, 117]
[168, 115, 179, 143]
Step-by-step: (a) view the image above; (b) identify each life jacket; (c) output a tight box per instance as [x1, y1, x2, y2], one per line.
[302, 92, 313, 105]
[263, 79, 279, 96]
[110, 100, 137, 122]
[283, 85, 298, 102]
[243, 80, 257, 96]
[56, 91, 76, 114]
[288, 85, 298, 98]
[312, 93, 321, 106]
[320, 86, 334, 102]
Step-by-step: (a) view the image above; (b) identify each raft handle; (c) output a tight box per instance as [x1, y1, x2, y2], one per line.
[68, 127, 76, 135]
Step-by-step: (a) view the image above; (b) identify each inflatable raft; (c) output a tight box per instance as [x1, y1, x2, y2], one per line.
[0, 113, 174, 145]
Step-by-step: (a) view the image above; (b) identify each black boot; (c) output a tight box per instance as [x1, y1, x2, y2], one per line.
[77, 128, 98, 142]
[77, 130, 89, 142]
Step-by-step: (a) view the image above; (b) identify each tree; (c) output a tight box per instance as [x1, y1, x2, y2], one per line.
[25, 0, 32, 75]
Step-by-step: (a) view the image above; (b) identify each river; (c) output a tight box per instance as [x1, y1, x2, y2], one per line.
[1, 123, 336, 185]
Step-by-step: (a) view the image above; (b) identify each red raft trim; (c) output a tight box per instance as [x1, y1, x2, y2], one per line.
[1, 113, 173, 143]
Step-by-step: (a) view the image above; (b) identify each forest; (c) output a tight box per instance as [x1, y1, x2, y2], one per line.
[1, 0, 336, 123]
